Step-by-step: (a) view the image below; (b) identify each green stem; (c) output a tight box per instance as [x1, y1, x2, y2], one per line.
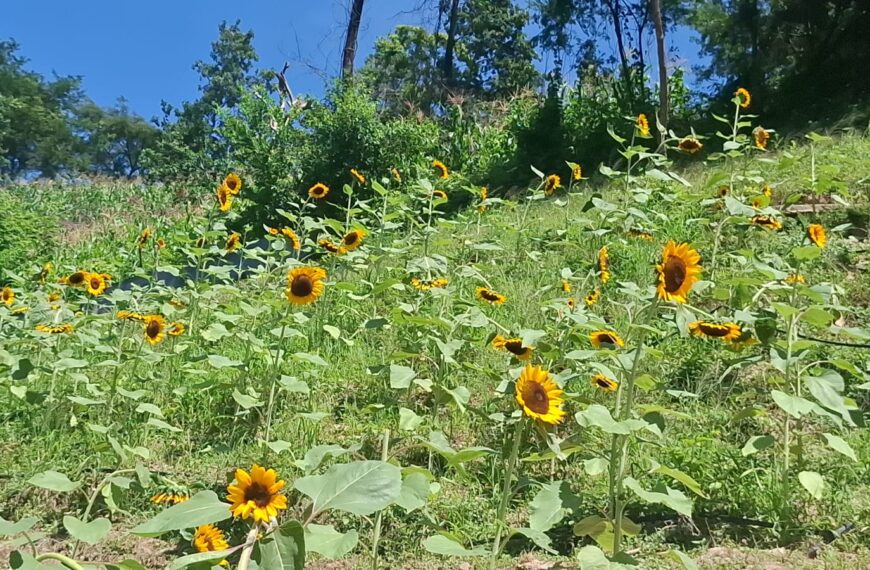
[370, 429, 391, 570]
[36, 553, 84, 570]
[264, 307, 292, 442]
[490, 418, 526, 569]
[236, 526, 261, 570]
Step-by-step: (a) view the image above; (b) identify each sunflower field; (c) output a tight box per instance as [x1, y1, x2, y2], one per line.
[1, 92, 870, 570]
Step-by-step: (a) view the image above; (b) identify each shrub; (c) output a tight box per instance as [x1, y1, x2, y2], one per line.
[0, 188, 55, 281]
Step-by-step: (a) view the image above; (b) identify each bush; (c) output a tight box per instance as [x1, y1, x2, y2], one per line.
[0, 188, 55, 281]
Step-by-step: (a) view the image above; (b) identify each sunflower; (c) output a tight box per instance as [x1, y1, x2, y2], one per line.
[688, 321, 742, 343]
[584, 289, 600, 307]
[432, 189, 448, 201]
[514, 364, 565, 425]
[151, 490, 190, 506]
[216, 185, 233, 212]
[143, 315, 166, 346]
[735, 87, 751, 109]
[62, 271, 87, 287]
[83, 272, 107, 296]
[478, 186, 489, 213]
[491, 335, 533, 361]
[285, 266, 327, 305]
[319, 239, 346, 255]
[432, 160, 449, 179]
[751, 215, 783, 231]
[308, 183, 330, 200]
[48, 292, 60, 302]
[266, 226, 279, 236]
[35, 323, 74, 334]
[626, 229, 654, 241]
[350, 169, 366, 184]
[591, 373, 619, 392]
[572, 164, 583, 181]
[476, 287, 507, 305]
[169, 298, 186, 309]
[227, 464, 288, 524]
[807, 224, 826, 248]
[225, 232, 242, 252]
[117, 310, 146, 321]
[716, 186, 729, 198]
[637, 113, 650, 136]
[785, 273, 806, 284]
[194, 524, 229, 565]
[37, 262, 52, 283]
[411, 277, 449, 291]
[762, 184, 772, 198]
[598, 246, 611, 284]
[590, 330, 625, 349]
[342, 228, 367, 252]
[391, 168, 402, 183]
[11, 306, 29, 315]
[1, 287, 13, 306]
[750, 196, 765, 208]
[223, 173, 242, 195]
[137, 227, 151, 247]
[656, 241, 702, 303]
[280, 228, 302, 251]
[544, 174, 561, 196]
[678, 137, 703, 154]
[567, 298, 577, 310]
[561, 279, 572, 293]
[168, 322, 185, 337]
[156, 238, 166, 249]
[753, 127, 770, 150]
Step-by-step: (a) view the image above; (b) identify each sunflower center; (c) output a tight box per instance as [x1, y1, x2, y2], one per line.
[146, 320, 161, 338]
[482, 290, 498, 301]
[291, 275, 314, 297]
[344, 232, 358, 246]
[243, 482, 272, 507]
[505, 340, 525, 355]
[90, 277, 101, 289]
[69, 273, 85, 285]
[599, 333, 617, 345]
[663, 256, 687, 292]
[700, 323, 728, 337]
[596, 378, 611, 389]
[227, 180, 238, 191]
[523, 382, 550, 415]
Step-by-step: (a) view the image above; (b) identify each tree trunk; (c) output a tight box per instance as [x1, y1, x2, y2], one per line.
[442, 0, 461, 86]
[341, 0, 365, 79]
[605, 0, 634, 108]
[651, 0, 668, 138]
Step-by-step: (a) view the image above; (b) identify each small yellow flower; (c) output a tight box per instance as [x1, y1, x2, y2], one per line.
[432, 160, 449, 179]
[137, 227, 151, 247]
[688, 321, 743, 343]
[227, 464, 288, 524]
[591, 373, 619, 392]
[590, 330, 625, 349]
[223, 173, 242, 195]
[1, 287, 13, 306]
[411, 277, 449, 291]
[751, 215, 783, 231]
[225, 232, 242, 252]
[194, 524, 229, 565]
[544, 174, 561, 196]
[35, 323, 74, 334]
[476, 287, 507, 305]
[350, 169, 366, 184]
[785, 273, 806, 284]
[61, 271, 87, 287]
[391, 168, 402, 183]
[515, 364, 565, 425]
[319, 239, 346, 255]
[281, 228, 302, 251]
[626, 229, 654, 241]
[572, 164, 582, 181]
[753, 127, 770, 150]
[85, 272, 107, 296]
[168, 322, 186, 337]
[216, 185, 233, 212]
[491, 335, 533, 361]
[156, 238, 166, 249]
[143, 315, 166, 346]
[762, 184, 772, 198]
[342, 228, 367, 252]
[584, 289, 600, 307]
[286, 266, 327, 305]
[432, 189, 448, 201]
[308, 183, 330, 200]
[735, 87, 751, 109]
[266, 226, 279, 236]
[656, 241, 702, 303]
[598, 246, 610, 284]
[678, 137, 703, 154]
[636, 113, 650, 136]
[561, 279, 572, 293]
[807, 224, 826, 248]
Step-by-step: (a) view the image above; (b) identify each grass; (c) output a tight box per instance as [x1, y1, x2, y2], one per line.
[1, 128, 869, 569]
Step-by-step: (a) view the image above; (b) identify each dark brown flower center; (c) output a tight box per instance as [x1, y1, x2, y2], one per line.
[243, 482, 271, 507]
[90, 277, 101, 289]
[291, 275, 314, 297]
[343, 232, 359, 246]
[597, 333, 617, 345]
[69, 272, 85, 285]
[699, 323, 729, 337]
[146, 320, 161, 338]
[482, 290, 499, 301]
[663, 256, 687, 292]
[596, 378, 611, 389]
[227, 179, 238, 191]
[505, 340, 525, 355]
[523, 382, 549, 414]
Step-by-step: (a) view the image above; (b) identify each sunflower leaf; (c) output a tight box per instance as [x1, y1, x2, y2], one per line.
[131, 491, 231, 537]
[294, 460, 402, 517]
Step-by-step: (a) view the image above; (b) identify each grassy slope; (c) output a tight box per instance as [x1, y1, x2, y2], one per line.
[1, 134, 869, 569]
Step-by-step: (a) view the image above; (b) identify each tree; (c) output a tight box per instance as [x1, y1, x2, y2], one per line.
[0, 39, 83, 177]
[651, 0, 669, 134]
[341, 0, 366, 78]
[76, 98, 158, 177]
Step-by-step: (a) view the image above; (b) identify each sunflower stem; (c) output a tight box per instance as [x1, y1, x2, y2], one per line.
[35, 553, 84, 570]
[490, 418, 525, 569]
[264, 306, 291, 442]
[609, 298, 659, 557]
[370, 429, 391, 570]
[236, 526, 261, 570]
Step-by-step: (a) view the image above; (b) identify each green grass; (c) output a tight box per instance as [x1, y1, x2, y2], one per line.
[1, 132, 869, 568]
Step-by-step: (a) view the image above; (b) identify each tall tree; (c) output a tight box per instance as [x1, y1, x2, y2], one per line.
[441, 0, 462, 85]
[341, 0, 366, 78]
[650, 0, 669, 134]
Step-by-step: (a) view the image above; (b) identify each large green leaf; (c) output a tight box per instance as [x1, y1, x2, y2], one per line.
[528, 481, 565, 532]
[255, 520, 305, 570]
[63, 515, 111, 544]
[741, 435, 774, 456]
[395, 472, 430, 513]
[305, 523, 358, 559]
[28, 470, 81, 492]
[575, 405, 651, 435]
[0, 517, 38, 536]
[131, 491, 231, 537]
[624, 477, 692, 516]
[165, 546, 240, 570]
[294, 460, 402, 517]
[822, 433, 857, 461]
[8, 551, 53, 569]
[513, 527, 556, 554]
[798, 471, 825, 500]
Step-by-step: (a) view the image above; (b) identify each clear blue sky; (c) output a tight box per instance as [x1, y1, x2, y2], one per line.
[3, 1, 702, 120]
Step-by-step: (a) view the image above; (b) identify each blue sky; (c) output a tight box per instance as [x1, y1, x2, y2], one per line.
[3, 1, 702, 119]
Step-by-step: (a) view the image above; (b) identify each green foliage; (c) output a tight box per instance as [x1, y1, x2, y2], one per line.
[0, 189, 54, 280]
